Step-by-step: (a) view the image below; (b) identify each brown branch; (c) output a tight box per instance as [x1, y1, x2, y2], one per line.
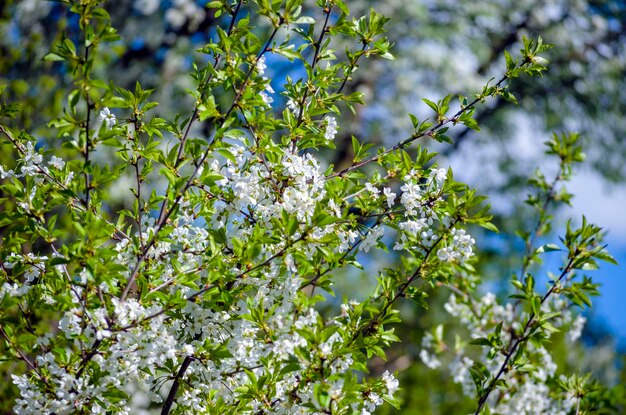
[336, 43, 368, 95]
[375, 218, 459, 314]
[161, 355, 193, 415]
[75, 339, 102, 379]
[0, 327, 39, 375]
[304, 206, 391, 294]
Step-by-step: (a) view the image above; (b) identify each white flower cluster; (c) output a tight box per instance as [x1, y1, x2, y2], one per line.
[324, 115, 338, 141]
[360, 225, 384, 253]
[488, 344, 573, 415]
[569, 314, 586, 342]
[0, 140, 72, 220]
[418, 331, 441, 369]
[256, 56, 267, 74]
[448, 355, 475, 397]
[14, 245, 391, 414]
[3, 252, 47, 284]
[286, 97, 301, 114]
[382, 370, 399, 394]
[436, 227, 476, 264]
[418, 292, 589, 413]
[212, 145, 327, 229]
[256, 56, 275, 106]
[208, 142, 384, 264]
[393, 167, 468, 256]
[399, 168, 446, 217]
[1, 253, 49, 298]
[0, 142, 49, 181]
[8, 140, 399, 414]
[394, 218, 429, 251]
[337, 228, 359, 253]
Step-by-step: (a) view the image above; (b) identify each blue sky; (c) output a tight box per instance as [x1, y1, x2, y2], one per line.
[592, 249, 626, 348]
[568, 172, 626, 348]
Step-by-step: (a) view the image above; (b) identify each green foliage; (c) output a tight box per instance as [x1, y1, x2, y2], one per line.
[0, 1, 623, 414]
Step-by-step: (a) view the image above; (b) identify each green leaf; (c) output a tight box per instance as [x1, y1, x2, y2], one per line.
[422, 98, 438, 113]
[43, 53, 65, 62]
[470, 337, 493, 347]
[479, 222, 499, 233]
[536, 243, 561, 253]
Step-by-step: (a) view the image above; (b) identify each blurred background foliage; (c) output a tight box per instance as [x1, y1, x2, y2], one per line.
[1, 0, 625, 413]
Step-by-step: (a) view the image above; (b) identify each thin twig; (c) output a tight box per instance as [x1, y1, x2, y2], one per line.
[132, 117, 146, 250]
[172, 0, 243, 171]
[0, 327, 39, 375]
[295, 3, 334, 125]
[75, 339, 102, 379]
[336, 43, 368, 95]
[328, 75, 510, 179]
[82, 5, 92, 208]
[520, 169, 562, 278]
[375, 218, 459, 314]
[304, 207, 391, 293]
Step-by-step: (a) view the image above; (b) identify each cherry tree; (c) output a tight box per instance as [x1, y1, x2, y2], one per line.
[0, 1, 619, 414]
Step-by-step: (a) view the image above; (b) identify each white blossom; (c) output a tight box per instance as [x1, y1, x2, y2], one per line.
[324, 115, 338, 140]
[382, 370, 399, 395]
[365, 392, 383, 412]
[286, 98, 299, 114]
[429, 167, 447, 187]
[569, 315, 586, 342]
[383, 187, 396, 208]
[360, 225, 384, 253]
[48, 155, 65, 170]
[365, 182, 380, 199]
[98, 107, 116, 129]
[436, 228, 475, 264]
[256, 56, 267, 75]
[260, 81, 274, 106]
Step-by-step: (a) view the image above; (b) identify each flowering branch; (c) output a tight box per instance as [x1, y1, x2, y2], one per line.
[81, 4, 94, 208]
[173, 0, 244, 169]
[473, 256, 576, 414]
[121, 14, 284, 301]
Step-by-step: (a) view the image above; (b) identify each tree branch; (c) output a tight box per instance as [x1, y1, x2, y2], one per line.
[473, 257, 576, 414]
[161, 355, 193, 415]
[328, 75, 510, 179]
